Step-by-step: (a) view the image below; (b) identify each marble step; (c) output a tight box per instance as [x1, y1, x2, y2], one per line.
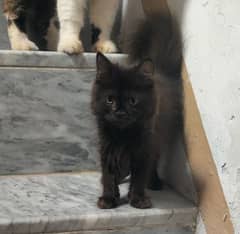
[0, 51, 127, 68]
[0, 172, 197, 234]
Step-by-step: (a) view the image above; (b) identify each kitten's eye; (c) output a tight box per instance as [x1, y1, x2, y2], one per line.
[106, 95, 114, 104]
[129, 97, 137, 106]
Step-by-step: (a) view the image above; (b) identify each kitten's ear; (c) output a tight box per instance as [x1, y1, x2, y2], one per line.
[96, 52, 112, 77]
[138, 59, 154, 77]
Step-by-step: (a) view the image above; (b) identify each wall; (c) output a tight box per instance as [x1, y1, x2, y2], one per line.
[168, 0, 240, 232]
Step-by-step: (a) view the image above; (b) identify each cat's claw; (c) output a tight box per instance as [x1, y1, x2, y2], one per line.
[93, 40, 117, 53]
[58, 36, 84, 54]
[11, 38, 39, 51]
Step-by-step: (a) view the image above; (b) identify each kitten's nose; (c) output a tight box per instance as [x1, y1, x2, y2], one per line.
[115, 110, 127, 118]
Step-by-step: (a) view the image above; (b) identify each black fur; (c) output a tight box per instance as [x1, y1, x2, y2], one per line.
[91, 24, 101, 45]
[92, 13, 183, 209]
[127, 14, 183, 77]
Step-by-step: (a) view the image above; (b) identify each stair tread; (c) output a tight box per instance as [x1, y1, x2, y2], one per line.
[0, 51, 127, 69]
[0, 172, 196, 234]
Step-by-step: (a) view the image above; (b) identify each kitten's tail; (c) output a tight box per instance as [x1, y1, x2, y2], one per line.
[126, 13, 183, 77]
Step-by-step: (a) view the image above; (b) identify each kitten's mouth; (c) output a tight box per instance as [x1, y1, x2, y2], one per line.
[105, 116, 136, 129]
[113, 121, 132, 129]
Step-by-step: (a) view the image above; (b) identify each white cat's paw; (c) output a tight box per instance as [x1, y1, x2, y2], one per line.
[11, 38, 39, 51]
[58, 36, 84, 54]
[93, 40, 117, 53]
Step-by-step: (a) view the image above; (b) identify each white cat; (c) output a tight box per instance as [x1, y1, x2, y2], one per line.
[57, 0, 120, 53]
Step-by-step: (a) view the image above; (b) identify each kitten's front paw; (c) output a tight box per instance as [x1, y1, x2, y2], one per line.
[93, 40, 117, 53]
[130, 195, 152, 209]
[11, 38, 39, 51]
[58, 36, 84, 54]
[97, 196, 118, 209]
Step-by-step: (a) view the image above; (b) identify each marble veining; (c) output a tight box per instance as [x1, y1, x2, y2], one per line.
[0, 172, 197, 234]
[0, 69, 99, 175]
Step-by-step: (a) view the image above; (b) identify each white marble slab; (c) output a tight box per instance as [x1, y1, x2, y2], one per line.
[0, 68, 99, 175]
[0, 51, 127, 68]
[50, 226, 194, 234]
[0, 172, 197, 234]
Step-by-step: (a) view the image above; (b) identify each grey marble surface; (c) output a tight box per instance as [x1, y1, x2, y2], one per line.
[55, 227, 194, 234]
[0, 53, 128, 175]
[0, 51, 127, 68]
[0, 68, 99, 175]
[0, 172, 197, 234]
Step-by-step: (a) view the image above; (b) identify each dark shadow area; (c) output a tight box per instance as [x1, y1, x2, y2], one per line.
[167, 0, 188, 25]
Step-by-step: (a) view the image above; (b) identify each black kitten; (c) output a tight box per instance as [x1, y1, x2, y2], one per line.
[91, 13, 183, 209]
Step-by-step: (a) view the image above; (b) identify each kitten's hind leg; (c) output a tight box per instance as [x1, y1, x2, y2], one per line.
[3, 0, 38, 50]
[57, 0, 86, 54]
[147, 168, 163, 191]
[129, 156, 152, 209]
[90, 0, 119, 53]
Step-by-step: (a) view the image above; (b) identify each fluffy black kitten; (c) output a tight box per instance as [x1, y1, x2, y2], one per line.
[91, 13, 183, 209]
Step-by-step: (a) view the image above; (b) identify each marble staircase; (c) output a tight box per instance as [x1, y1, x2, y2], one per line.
[0, 51, 198, 234]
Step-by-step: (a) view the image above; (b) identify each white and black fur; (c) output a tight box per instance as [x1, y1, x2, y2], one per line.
[3, 0, 56, 50]
[3, 0, 120, 53]
[57, 0, 120, 53]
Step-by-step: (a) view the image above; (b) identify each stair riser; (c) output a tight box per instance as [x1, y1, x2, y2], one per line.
[0, 68, 99, 174]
